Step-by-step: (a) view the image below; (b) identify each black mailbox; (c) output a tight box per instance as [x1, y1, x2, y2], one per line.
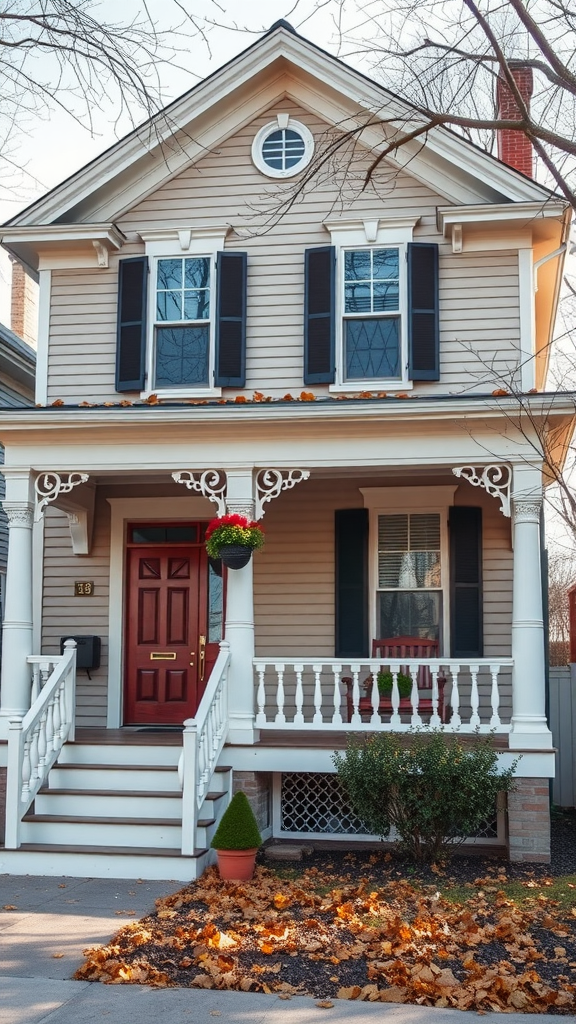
[60, 635, 101, 671]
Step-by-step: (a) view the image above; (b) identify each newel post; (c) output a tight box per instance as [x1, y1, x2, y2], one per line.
[0, 470, 35, 740]
[509, 474, 552, 749]
[181, 719, 198, 856]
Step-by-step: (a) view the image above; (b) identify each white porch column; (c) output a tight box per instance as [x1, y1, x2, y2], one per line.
[0, 470, 35, 739]
[510, 469, 551, 749]
[224, 469, 257, 744]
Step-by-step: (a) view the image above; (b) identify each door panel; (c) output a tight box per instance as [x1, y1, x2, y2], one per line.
[125, 545, 201, 725]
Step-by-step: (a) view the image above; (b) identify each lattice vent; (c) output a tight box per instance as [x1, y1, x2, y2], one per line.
[280, 773, 499, 842]
[281, 773, 370, 835]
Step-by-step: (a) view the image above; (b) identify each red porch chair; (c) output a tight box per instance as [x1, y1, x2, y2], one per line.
[345, 636, 446, 722]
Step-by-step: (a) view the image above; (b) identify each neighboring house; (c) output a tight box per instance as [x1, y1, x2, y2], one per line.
[0, 322, 35, 631]
[0, 22, 573, 878]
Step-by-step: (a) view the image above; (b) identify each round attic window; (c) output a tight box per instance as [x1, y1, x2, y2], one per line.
[252, 117, 314, 178]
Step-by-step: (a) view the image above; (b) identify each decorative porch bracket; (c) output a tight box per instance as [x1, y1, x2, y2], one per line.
[452, 464, 511, 517]
[172, 468, 310, 521]
[34, 472, 93, 554]
[254, 469, 310, 520]
[172, 470, 227, 516]
[34, 472, 90, 519]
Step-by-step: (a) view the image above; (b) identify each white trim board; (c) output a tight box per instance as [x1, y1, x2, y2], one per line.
[106, 495, 214, 728]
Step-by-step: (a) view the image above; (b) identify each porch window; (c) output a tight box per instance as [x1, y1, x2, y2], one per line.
[376, 512, 441, 641]
[154, 256, 212, 388]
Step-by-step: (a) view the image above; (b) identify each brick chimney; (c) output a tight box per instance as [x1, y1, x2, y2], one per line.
[10, 258, 38, 348]
[496, 64, 534, 177]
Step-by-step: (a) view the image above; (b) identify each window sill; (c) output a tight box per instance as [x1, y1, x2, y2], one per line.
[329, 381, 414, 394]
[140, 387, 223, 401]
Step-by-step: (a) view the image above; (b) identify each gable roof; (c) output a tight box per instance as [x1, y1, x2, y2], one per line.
[2, 21, 558, 232]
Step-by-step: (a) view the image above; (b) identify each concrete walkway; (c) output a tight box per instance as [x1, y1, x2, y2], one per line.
[0, 874, 566, 1024]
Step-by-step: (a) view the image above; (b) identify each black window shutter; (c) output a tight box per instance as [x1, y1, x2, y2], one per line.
[407, 242, 439, 381]
[304, 246, 335, 384]
[335, 508, 369, 658]
[215, 251, 247, 387]
[115, 256, 148, 392]
[449, 506, 483, 658]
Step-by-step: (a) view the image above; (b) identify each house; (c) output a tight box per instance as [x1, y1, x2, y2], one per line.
[0, 21, 572, 878]
[0, 319, 35, 641]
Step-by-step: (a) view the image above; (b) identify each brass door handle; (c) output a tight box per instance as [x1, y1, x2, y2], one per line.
[199, 635, 206, 682]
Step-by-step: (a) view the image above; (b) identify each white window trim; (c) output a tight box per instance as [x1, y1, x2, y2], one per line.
[251, 114, 314, 179]
[361, 486, 456, 656]
[325, 218, 419, 392]
[140, 227, 227, 399]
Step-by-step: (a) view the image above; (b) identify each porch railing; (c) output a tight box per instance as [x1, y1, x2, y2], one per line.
[5, 640, 77, 849]
[180, 640, 231, 856]
[254, 657, 513, 733]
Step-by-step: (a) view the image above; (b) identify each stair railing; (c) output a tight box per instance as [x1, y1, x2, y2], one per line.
[5, 640, 77, 850]
[180, 639, 230, 856]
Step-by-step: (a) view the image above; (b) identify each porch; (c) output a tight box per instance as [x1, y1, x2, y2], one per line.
[0, 444, 555, 871]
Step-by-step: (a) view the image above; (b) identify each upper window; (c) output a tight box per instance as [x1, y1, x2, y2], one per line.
[154, 256, 212, 388]
[252, 116, 314, 179]
[343, 248, 402, 381]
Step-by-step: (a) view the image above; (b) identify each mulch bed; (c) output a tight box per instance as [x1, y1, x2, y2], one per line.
[74, 811, 576, 1014]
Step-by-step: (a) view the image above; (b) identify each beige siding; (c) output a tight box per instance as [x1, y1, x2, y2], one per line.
[46, 101, 520, 403]
[42, 500, 111, 727]
[40, 478, 512, 724]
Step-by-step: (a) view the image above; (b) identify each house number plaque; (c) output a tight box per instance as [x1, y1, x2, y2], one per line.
[74, 581, 94, 596]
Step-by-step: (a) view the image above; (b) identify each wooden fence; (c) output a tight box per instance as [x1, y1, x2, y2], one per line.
[550, 665, 576, 808]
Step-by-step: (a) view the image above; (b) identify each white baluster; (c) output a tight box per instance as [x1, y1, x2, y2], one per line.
[294, 664, 304, 726]
[390, 663, 401, 727]
[52, 684, 62, 744]
[21, 738, 32, 801]
[449, 665, 461, 728]
[312, 664, 323, 725]
[45, 700, 54, 753]
[29, 723, 40, 785]
[469, 665, 480, 728]
[369, 670, 380, 727]
[410, 665, 421, 728]
[274, 664, 286, 725]
[37, 710, 47, 769]
[256, 664, 267, 726]
[59, 683, 67, 741]
[429, 664, 441, 728]
[31, 664, 40, 704]
[40, 661, 51, 690]
[350, 664, 361, 727]
[332, 665, 343, 725]
[489, 664, 502, 728]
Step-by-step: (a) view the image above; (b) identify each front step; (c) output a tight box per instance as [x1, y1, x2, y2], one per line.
[5, 737, 233, 879]
[0, 844, 214, 882]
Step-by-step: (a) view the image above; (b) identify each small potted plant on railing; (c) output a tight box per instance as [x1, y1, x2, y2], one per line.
[205, 513, 264, 570]
[211, 791, 262, 881]
[376, 670, 413, 700]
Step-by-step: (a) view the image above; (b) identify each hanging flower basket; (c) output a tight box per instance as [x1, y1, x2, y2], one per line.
[205, 514, 264, 570]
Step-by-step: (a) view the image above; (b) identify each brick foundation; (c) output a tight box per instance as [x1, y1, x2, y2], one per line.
[507, 777, 551, 863]
[0, 767, 6, 846]
[233, 772, 271, 832]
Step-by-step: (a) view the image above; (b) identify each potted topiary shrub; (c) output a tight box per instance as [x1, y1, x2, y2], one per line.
[205, 514, 265, 570]
[211, 790, 262, 881]
[376, 669, 413, 699]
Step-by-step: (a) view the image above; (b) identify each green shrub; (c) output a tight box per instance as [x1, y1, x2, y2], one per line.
[210, 791, 262, 851]
[333, 731, 517, 863]
[376, 670, 413, 699]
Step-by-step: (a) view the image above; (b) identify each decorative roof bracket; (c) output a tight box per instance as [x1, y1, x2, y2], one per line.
[452, 464, 511, 517]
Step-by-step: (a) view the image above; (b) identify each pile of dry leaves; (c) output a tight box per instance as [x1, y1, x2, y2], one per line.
[75, 860, 576, 1013]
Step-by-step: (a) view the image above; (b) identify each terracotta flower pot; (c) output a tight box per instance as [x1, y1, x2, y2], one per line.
[215, 847, 258, 881]
[219, 544, 252, 570]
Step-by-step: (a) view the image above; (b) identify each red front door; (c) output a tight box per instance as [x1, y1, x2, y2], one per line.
[124, 527, 222, 724]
